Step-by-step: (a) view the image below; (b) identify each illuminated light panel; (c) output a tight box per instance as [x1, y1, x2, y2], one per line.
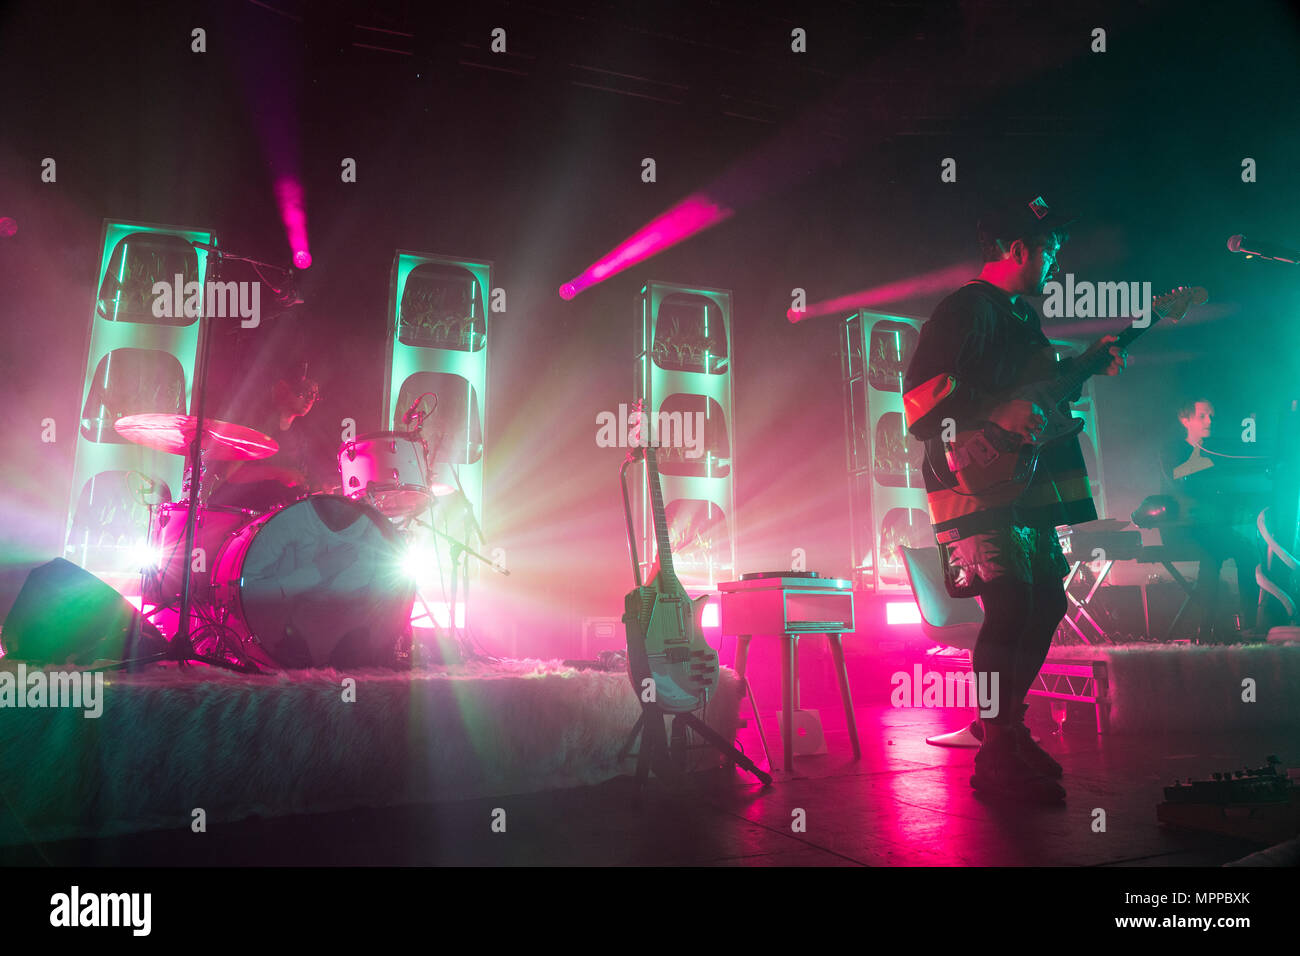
[559, 194, 732, 299]
[700, 599, 720, 629]
[886, 601, 922, 625]
[275, 177, 310, 272]
[788, 262, 979, 322]
[65, 221, 214, 576]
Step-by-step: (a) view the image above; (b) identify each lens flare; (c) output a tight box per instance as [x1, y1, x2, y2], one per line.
[788, 262, 980, 322]
[129, 540, 161, 571]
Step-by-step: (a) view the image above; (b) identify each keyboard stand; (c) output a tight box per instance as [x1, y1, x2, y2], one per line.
[1061, 558, 1116, 644]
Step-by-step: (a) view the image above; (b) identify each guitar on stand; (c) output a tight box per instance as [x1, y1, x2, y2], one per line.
[618, 400, 771, 785]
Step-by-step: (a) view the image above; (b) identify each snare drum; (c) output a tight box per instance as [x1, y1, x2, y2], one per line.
[338, 431, 431, 517]
[211, 495, 414, 668]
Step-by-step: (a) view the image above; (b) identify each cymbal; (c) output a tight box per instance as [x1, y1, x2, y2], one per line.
[114, 414, 279, 461]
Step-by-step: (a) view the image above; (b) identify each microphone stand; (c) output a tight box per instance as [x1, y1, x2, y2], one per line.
[445, 456, 504, 654]
[407, 512, 506, 657]
[406, 399, 505, 657]
[194, 243, 301, 305]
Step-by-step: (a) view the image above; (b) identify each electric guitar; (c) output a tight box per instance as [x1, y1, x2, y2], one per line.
[933, 285, 1208, 496]
[621, 407, 719, 714]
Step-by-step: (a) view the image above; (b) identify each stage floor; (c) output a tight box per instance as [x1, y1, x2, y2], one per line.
[3, 702, 1294, 866]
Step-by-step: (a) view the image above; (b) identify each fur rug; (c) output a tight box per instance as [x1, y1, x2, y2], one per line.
[0, 659, 742, 847]
[1046, 640, 1300, 733]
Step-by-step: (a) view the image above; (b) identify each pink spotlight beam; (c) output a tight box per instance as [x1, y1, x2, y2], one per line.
[274, 177, 311, 270]
[788, 262, 980, 322]
[559, 194, 732, 300]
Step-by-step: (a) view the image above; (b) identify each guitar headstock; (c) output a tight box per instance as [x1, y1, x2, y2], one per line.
[1153, 285, 1208, 324]
[624, 398, 647, 464]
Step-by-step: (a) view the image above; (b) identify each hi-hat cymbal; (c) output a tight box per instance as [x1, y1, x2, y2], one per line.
[114, 414, 279, 461]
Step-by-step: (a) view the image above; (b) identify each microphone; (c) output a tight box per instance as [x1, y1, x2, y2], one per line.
[401, 396, 425, 426]
[189, 239, 223, 255]
[402, 391, 438, 427]
[1227, 235, 1300, 264]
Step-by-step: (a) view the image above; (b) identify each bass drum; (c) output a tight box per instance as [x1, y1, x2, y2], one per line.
[211, 495, 414, 669]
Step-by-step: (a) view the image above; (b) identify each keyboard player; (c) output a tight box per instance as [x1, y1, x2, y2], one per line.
[1157, 398, 1265, 637]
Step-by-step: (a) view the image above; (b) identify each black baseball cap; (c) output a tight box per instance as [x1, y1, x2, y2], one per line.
[977, 194, 1078, 247]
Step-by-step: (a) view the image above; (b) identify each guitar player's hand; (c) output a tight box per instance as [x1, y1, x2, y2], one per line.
[988, 400, 1046, 440]
[1090, 334, 1127, 376]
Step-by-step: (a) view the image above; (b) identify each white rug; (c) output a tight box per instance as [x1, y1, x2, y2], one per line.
[0, 659, 742, 847]
[1046, 640, 1300, 733]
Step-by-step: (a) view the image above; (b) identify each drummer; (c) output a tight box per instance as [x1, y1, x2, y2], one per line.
[209, 363, 337, 513]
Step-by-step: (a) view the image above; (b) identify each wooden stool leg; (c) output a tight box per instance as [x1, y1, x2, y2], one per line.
[734, 634, 751, 678]
[828, 634, 861, 758]
[1141, 582, 1151, 639]
[792, 641, 800, 709]
[746, 680, 774, 771]
[781, 634, 796, 772]
[735, 635, 773, 770]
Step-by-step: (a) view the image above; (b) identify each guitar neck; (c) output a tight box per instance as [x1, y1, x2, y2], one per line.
[1048, 305, 1168, 406]
[644, 448, 679, 587]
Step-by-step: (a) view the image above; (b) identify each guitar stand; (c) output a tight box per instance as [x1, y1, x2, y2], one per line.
[614, 436, 771, 788]
[622, 702, 773, 786]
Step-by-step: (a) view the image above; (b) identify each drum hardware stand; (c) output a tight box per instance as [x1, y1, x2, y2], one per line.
[168, 250, 253, 671]
[407, 513, 507, 660]
[129, 246, 285, 674]
[394, 498, 446, 651]
[445, 462, 506, 659]
[123, 470, 168, 666]
[406, 412, 505, 660]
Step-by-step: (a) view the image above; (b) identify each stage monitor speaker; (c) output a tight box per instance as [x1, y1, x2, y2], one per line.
[0, 558, 165, 664]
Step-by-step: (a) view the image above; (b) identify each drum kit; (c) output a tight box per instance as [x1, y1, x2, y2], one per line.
[106, 242, 502, 671]
[115, 410, 494, 671]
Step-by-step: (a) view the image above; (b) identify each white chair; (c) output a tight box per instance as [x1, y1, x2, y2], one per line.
[899, 545, 983, 748]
